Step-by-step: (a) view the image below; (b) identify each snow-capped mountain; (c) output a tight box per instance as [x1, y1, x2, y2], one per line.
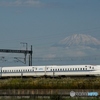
[53, 34, 100, 48]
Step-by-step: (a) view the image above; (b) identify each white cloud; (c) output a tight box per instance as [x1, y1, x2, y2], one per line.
[34, 45, 100, 59]
[0, 0, 43, 7]
[43, 54, 56, 59]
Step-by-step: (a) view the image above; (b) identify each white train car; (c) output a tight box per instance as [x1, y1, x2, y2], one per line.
[0, 65, 100, 78]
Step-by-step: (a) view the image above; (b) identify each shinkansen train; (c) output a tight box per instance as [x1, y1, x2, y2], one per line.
[0, 65, 100, 78]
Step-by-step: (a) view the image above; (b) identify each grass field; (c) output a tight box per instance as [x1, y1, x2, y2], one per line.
[0, 77, 100, 89]
[0, 97, 100, 100]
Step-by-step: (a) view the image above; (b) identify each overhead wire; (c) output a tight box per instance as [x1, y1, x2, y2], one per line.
[0, 26, 100, 65]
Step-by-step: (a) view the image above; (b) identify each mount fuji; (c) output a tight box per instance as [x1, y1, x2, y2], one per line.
[53, 34, 100, 48]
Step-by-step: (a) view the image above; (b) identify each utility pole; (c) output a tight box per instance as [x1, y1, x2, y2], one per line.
[30, 45, 32, 66]
[0, 44, 33, 66]
[20, 42, 28, 64]
[20, 42, 28, 50]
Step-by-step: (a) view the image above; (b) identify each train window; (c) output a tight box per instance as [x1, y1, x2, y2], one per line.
[78, 68, 79, 70]
[73, 68, 74, 70]
[92, 67, 94, 69]
[83, 68, 84, 70]
[63, 69, 64, 71]
[90, 66, 91, 69]
[51, 69, 52, 71]
[80, 68, 82, 70]
[68, 68, 69, 71]
[85, 66, 87, 67]
[58, 69, 59, 71]
[75, 68, 77, 70]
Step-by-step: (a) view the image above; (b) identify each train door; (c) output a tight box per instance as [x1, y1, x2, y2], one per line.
[32, 67, 34, 71]
[34, 67, 37, 76]
[53, 69, 55, 77]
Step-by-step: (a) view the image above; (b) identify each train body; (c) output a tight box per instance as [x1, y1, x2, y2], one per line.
[0, 65, 100, 78]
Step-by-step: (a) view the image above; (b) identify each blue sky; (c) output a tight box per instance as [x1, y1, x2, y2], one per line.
[0, 0, 100, 66]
